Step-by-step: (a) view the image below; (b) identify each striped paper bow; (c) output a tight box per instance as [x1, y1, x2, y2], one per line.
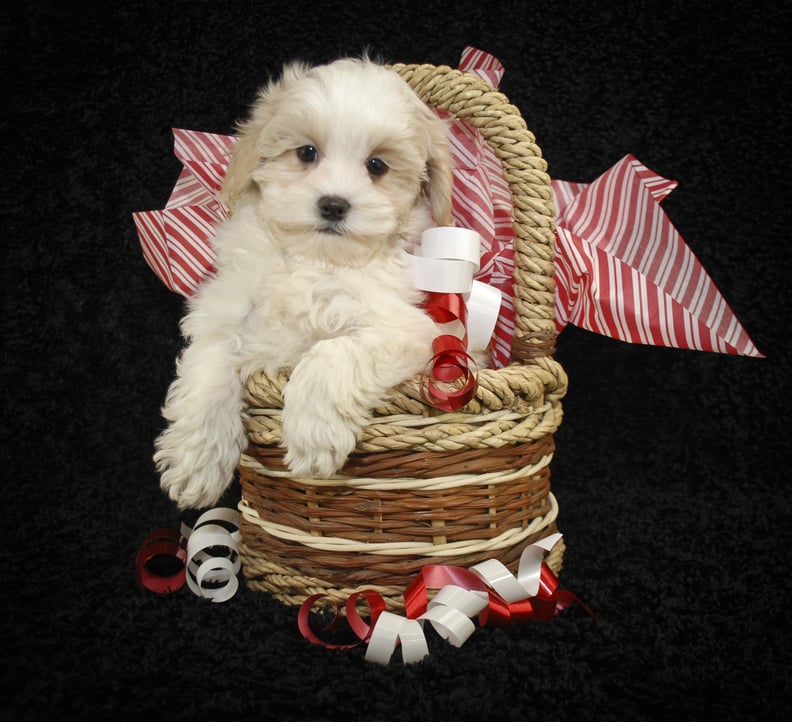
[457, 47, 760, 358]
[133, 47, 761, 359]
[552, 155, 762, 357]
[134, 129, 232, 296]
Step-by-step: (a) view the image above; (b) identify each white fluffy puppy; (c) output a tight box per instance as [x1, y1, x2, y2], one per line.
[155, 58, 454, 509]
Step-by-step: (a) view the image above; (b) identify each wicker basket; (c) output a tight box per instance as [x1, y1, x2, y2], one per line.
[237, 62, 565, 612]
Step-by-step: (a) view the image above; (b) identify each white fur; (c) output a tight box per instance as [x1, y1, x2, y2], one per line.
[155, 58, 454, 509]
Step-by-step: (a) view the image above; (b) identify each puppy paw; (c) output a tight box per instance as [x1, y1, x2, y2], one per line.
[282, 408, 358, 478]
[154, 425, 243, 509]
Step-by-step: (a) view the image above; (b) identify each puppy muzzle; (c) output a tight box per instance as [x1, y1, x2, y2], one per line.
[317, 195, 350, 233]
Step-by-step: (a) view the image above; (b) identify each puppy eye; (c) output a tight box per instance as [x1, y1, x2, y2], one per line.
[366, 157, 389, 177]
[296, 145, 319, 163]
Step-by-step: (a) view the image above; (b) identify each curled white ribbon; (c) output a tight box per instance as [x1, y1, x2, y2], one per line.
[410, 227, 481, 294]
[366, 613, 428, 665]
[407, 226, 502, 353]
[419, 585, 489, 646]
[364, 534, 562, 665]
[466, 281, 502, 352]
[181, 507, 241, 603]
[365, 585, 489, 665]
[471, 532, 562, 601]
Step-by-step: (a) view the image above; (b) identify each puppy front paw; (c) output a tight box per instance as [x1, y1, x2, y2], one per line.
[281, 407, 358, 478]
[154, 425, 243, 509]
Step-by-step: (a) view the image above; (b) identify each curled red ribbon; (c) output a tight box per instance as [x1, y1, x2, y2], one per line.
[403, 561, 590, 626]
[297, 590, 387, 650]
[135, 508, 242, 600]
[135, 528, 187, 594]
[421, 292, 478, 411]
[298, 557, 595, 661]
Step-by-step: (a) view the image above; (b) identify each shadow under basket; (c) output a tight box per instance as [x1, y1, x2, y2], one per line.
[236, 61, 566, 613]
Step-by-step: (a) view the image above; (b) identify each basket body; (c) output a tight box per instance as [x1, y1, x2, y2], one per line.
[237, 63, 564, 611]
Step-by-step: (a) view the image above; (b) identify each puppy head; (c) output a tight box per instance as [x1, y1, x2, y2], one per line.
[221, 57, 453, 265]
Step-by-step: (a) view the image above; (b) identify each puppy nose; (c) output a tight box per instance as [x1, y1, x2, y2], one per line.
[318, 195, 350, 222]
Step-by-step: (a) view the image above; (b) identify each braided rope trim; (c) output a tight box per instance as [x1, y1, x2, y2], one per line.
[238, 535, 566, 612]
[244, 402, 563, 454]
[390, 62, 557, 350]
[243, 358, 568, 416]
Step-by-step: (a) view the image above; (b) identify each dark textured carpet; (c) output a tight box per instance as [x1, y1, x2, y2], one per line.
[3, 2, 791, 720]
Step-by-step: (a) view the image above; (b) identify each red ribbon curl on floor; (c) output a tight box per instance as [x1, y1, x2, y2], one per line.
[298, 545, 595, 664]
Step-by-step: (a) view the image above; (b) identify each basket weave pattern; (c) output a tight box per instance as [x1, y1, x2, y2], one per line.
[237, 63, 565, 611]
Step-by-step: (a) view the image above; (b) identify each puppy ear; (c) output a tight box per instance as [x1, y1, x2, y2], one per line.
[421, 114, 455, 227]
[221, 62, 310, 212]
[220, 124, 262, 212]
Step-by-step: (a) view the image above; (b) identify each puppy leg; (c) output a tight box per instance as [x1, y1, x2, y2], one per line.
[282, 326, 433, 477]
[155, 338, 246, 509]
